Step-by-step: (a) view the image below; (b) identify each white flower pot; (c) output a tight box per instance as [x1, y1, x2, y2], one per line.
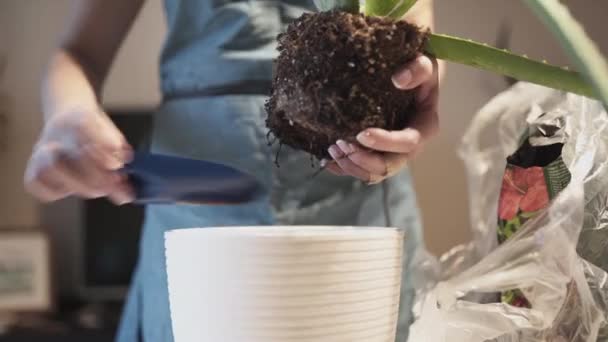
[165, 226, 404, 342]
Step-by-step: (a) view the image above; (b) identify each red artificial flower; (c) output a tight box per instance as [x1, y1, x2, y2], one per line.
[498, 166, 549, 221]
[510, 294, 532, 308]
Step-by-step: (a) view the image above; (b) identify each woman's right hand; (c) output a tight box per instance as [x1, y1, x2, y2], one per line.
[24, 108, 134, 205]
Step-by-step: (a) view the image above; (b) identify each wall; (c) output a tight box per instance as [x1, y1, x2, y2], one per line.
[1, 1, 607, 260]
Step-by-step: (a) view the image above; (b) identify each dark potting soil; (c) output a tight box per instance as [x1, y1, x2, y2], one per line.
[507, 140, 564, 168]
[265, 11, 428, 159]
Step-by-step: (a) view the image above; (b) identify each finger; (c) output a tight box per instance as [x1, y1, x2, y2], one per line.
[25, 169, 71, 202]
[392, 54, 435, 90]
[83, 144, 132, 171]
[321, 158, 346, 176]
[336, 141, 387, 175]
[325, 163, 346, 176]
[107, 175, 136, 205]
[356, 128, 421, 154]
[384, 153, 409, 177]
[27, 184, 66, 202]
[335, 140, 356, 156]
[328, 145, 371, 181]
[78, 114, 133, 169]
[347, 148, 410, 178]
[24, 148, 72, 202]
[52, 154, 119, 199]
[349, 152, 388, 175]
[61, 152, 123, 192]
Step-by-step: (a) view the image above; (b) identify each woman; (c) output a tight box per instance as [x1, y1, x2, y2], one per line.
[24, 0, 440, 340]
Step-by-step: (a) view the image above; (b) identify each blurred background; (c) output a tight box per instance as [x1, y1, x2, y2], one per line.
[0, 0, 606, 341]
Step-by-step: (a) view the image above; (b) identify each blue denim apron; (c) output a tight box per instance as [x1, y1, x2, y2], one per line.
[115, 1, 423, 341]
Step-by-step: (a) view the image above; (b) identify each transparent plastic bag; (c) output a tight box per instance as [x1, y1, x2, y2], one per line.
[408, 83, 608, 342]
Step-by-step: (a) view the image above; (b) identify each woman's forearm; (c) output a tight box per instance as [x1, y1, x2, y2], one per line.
[41, 49, 102, 121]
[40, 0, 145, 121]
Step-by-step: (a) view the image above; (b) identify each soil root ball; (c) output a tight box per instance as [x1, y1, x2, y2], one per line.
[265, 11, 428, 159]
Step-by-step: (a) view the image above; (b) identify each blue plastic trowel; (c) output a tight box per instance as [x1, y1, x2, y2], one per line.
[122, 153, 265, 205]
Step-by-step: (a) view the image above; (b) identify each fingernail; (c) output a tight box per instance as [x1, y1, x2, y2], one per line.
[320, 159, 327, 167]
[392, 69, 412, 89]
[328, 145, 343, 160]
[336, 140, 352, 154]
[356, 131, 375, 147]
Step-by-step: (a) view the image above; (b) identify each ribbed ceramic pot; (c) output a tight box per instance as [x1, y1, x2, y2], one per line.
[165, 226, 404, 342]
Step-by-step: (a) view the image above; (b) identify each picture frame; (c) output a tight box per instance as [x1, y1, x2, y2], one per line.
[0, 229, 51, 312]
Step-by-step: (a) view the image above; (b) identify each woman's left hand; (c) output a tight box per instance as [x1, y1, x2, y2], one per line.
[324, 54, 440, 184]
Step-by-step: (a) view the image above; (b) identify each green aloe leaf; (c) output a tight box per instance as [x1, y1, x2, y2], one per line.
[313, 0, 360, 13]
[364, 0, 419, 19]
[425, 33, 596, 99]
[524, 0, 608, 107]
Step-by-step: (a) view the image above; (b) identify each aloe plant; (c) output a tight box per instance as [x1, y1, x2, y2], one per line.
[315, 0, 608, 107]
[523, 0, 608, 107]
[364, 0, 418, 19]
